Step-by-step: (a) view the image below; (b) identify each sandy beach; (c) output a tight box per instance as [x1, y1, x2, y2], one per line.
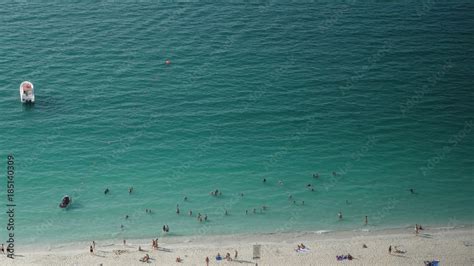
[1, 226, 472, 266]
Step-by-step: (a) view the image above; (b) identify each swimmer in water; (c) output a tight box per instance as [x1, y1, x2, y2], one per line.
[409, 188, 415, 194]
[176, 207, 180, 215]
[189, 210, 193, 216]
[313, 173, 319, 178]
[338, 212, 343, 220]
[129, 187, 133, 194]
[104, 188, 109, 194]
[288, 194, 293, 200]
[263, 178, 266, 183]
[253, 208, 256, 214]
[332, 171, 337, 176]
[125, 215, 129, 220]
[278, 180, 283, 186]
[184, 196, 188, 201]
[204, 214, 208, 221]
[245, 210, 248, 215]
[240, 192, 244, 197]
[225, 209, 228, 215]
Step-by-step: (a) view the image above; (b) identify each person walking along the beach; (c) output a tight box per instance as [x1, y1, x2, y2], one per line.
[389, 245, 392, 254]
[206, 256, 210, 266]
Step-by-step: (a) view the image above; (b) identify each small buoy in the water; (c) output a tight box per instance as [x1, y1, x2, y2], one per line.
[165, 59, 171, 65]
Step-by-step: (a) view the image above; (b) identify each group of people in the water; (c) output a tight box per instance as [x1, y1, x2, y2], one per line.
[102, 172, 419, 234]
[209, 189, 222, 196]
[176, 203, 210, 222]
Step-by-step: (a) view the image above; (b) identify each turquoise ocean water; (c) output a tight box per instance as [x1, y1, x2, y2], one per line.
[0, 2, 473, 245]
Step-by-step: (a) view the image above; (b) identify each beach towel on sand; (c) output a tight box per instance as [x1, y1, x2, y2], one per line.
[424, 260, 439, 266]
[296, 248, 310, 253]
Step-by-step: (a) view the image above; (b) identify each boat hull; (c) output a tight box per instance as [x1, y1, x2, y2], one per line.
[20, 81, 35, 103]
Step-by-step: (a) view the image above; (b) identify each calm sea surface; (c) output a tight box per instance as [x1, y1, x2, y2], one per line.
[0, 2, 473, 244]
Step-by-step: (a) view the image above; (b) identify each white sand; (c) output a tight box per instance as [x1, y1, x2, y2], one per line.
[1, 226, 473, 265]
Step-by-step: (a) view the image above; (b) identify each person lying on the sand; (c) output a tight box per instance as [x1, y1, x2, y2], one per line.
[139, 254, 150, 262]
[336, 254, 353, 261]
[295, 243, 309, 252]
[394, 246, 406, 254]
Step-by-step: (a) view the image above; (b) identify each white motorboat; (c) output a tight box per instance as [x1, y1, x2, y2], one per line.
[20, 81, 35, 103]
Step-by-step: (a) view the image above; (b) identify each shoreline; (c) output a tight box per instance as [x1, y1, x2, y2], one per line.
[2, 224, 473, 265]
[16, 222, 474, 249]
